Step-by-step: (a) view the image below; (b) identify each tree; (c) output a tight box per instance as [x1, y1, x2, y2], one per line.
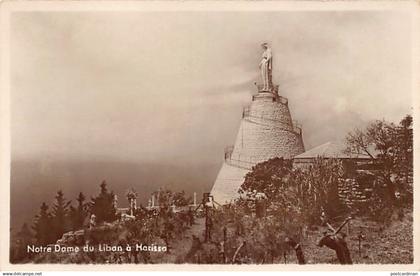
[303, 158, 346, 220]
[240, 157, 346, 225]
[90, 180, 117, 223]
[71, 192, 88, 229]
[172, 190, 192, 207]
[51, 190, 72, 241]
[240, 157, 293, 200]
[32, 202, 54, 245]
[69, 192, 88, 230]
[345, 115, 413, 205]
[10, 223, 34, 263]
[393, 115, 413, 200]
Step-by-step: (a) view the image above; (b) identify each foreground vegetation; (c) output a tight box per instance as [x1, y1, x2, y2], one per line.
[10, 115, 413, 264]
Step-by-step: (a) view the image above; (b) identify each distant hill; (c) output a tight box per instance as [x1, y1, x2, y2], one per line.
[10, 159, 220, 232]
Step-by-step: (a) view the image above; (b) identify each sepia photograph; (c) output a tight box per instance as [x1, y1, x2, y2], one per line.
[0, 0, 419, 271]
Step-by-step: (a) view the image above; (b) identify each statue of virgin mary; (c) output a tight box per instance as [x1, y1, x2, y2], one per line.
[259, 43, 272, 91]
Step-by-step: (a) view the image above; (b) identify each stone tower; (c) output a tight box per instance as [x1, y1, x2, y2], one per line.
[211, 45, 305, 204]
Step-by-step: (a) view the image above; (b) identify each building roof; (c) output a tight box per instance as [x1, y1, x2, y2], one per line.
[294, 141, 372, 160]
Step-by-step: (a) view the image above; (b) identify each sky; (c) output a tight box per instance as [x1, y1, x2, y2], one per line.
[11, 11, 413, 162]
[9, 10, 413, 227]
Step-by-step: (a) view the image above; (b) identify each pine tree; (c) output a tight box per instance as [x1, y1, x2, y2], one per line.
[51, 190, 71, 241]
[68, 205, 77, 231]
[90, 180, 117, 223]
[69, 192, 88, 230]
[32, 202, 53, 245]
[18, 223, 33, 244]
[76, 192, 87, 228]
[13, 223, 33, 262]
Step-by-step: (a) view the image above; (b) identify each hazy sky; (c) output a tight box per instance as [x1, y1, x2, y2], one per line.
[11, 10, 412, 164]
[8, 10, 415, 229]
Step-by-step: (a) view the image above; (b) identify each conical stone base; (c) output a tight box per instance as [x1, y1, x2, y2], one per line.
[211, 90, 304, 204]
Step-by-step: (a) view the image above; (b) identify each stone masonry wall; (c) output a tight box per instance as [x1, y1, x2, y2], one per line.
[211, 91, 305, 203]
[211, 162, 251, 204]
[231, 119, 304, 162]
[338, 178, 371, 210]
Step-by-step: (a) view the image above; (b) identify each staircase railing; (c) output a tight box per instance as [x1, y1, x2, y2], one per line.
[242, 106, 303, 135]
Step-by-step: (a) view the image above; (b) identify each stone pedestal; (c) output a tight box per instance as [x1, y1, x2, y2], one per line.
[211, 85, 305, 204]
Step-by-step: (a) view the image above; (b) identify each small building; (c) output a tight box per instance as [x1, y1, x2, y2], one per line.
[293, 141, 372, 169]
[293, 141, 379, 210]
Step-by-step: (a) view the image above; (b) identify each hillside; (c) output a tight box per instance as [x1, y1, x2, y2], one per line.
[300, 211, 413, 264]
[24, 209, 413, 264]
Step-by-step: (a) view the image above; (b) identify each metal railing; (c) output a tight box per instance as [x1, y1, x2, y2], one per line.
[224, 145, 234, 160]
[292, 120, 302, 135]
[256, 84, 279, 93]
[277, 95, 288, 105]
[242, 106, 302, 135]
[224, 145, 257, 170]
[225, 158, 254, 170]
[251, 92, 288, 105]
[242, 106, 250, 118]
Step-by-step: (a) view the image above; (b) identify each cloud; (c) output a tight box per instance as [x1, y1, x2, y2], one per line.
[11, 11, 412, 162]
